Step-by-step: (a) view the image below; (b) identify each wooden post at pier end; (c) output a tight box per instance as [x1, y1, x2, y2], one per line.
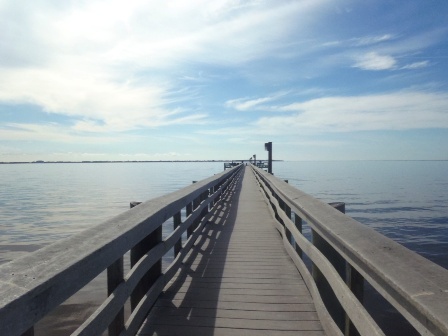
[265, 141, 273, 174]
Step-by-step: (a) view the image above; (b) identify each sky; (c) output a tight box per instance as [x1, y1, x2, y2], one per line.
[1, 0, 448, 162]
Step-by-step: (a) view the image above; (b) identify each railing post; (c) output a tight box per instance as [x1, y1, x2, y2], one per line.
[284, 202, 292, 245]
[21, 327, 34, 336]
[294, 213, 303, 258]
[325, 202, 364, 336]
[193, 195, 200, 210]
[274, 195, 283, 224]
[211, 185, 216, 207]
[191, 195, 201, 232]
[208, 188, 213, 211]
[186, 202, 193, 238]
[312, 202, 347, 332]
[345, 265, 364, 336]
[130, 201, 162, 311]
[107, 257, 124, 336]
[203, 190, 210, 215]
[173, 211, 182, 256]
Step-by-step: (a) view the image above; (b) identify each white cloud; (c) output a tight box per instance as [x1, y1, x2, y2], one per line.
[201, 91, 448, 138]
[264, 91, 448, 132]
[0, 0, 332, 132]
[0, 66, 209, 132]
[353, 52, 397, 70]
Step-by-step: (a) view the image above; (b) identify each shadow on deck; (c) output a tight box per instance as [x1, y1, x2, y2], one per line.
[137, 167, 323, 336]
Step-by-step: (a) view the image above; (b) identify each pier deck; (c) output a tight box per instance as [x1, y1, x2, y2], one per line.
[137, 167, 324, 335]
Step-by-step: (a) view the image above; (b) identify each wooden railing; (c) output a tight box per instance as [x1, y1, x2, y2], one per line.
[251, 165, 448, 336]
[0, 164, 243, 336]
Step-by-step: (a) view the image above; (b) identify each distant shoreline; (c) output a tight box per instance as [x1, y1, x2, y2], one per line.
[0, 159, 446, 164]
[0, 160, 283, 165]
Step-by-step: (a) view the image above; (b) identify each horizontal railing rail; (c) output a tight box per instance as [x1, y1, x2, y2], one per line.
[251, 165, 448, 336]
[0, 164, 243, 336]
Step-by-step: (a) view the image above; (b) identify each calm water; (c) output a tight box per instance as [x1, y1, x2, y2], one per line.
[0, 162, 226, 263]
[274, 160, 448, 270]
[0, 161, 447, 335]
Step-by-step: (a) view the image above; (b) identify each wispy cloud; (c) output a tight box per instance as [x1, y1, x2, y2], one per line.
[0, 123, 123, 143]
[323, 34, 396, 48]
[204, 91, 448, 136]
[267, 91, 448, 132]
[401, 61, 430, 70]
[350, 34, 395, 46]
[353, 52, 397, 71]
[225, 91, 289, 111]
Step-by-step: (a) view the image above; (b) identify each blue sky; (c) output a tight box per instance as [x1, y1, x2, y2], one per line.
[1, 0, 447, 162]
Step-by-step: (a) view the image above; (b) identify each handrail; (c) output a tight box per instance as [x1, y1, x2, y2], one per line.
[251, 165, 448, 336]
[0, 164, 243, 336]
[252, 167, 383, 336]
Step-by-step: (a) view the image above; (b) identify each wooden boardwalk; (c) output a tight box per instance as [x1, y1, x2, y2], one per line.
[137, 167, 325, 335]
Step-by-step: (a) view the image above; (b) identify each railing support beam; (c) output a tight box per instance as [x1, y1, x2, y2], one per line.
[345, 265, 364, 336]
[107, 257, 124, 336]
[312, 202, 347, 333]
[130, 227, 162, 311]
[186, 202, 193, 238]
[173, 211, 182, 256]
[294, 213, 303, 258]
[21, 327, 34, 336]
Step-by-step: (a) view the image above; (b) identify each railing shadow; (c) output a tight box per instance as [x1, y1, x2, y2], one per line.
[138, 169, 243, 335]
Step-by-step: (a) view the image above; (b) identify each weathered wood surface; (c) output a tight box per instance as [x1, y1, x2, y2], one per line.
[254, 170, 381, 336]
[137, 167, 325, 336]
[253, 167, 448, 336]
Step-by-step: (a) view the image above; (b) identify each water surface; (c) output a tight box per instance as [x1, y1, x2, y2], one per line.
[1, 160, 447, 335]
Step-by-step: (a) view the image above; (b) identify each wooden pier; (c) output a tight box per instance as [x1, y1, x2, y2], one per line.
[138, 167, 323, 335]
[0, 164, 447, 336]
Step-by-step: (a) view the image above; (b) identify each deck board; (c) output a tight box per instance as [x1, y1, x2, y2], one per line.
[137, 166, 325, 336]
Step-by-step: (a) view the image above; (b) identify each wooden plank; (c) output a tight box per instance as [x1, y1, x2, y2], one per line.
[164, 287, 310, 296]
[167, 282, 307, 290]
[166, 273, 301, 284]
[158, 293, 314, 304]
[138, 325, 325, 336]
[148, 306, 319, 321]
[145, 315, 323, 330]
[154, 300, 317, 312]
